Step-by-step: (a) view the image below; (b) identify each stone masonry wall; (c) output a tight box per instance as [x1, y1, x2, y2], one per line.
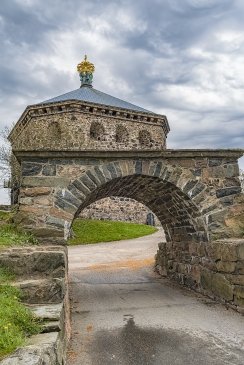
[0, 246, 70, 364]
[155, 238, 244, 313]
[79, 196, 160, 225]
[13, 153, 244, 310]
[11, 111, 166, 152]
[16, 154, 243, 244]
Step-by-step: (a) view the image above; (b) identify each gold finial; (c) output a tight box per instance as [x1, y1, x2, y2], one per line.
[77, 55, 95, 73]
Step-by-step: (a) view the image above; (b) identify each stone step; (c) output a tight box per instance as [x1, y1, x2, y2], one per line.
[0, 246, 67, 279]
[27, 303, 63, 321]
[41, 321, 61, 333]
[0, 332, 62, 365]
[14, 278, 65, 304]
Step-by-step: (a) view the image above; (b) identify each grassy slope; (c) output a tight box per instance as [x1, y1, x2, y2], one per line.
[0, 268, 40, 359]
[69, 219, 158, 245]
[0, 211, 36, 248]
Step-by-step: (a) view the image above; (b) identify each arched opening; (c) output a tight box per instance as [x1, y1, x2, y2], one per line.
[115, 125, 129, 143]
[69, 195, 162, 251]
[54, 164, 208, 289]
[90, 121, 105, 141]
[139, 130, 151, 146]
[47, 121, 62, 145]
[79, 196, 159, 225]
[70, 175, 206, 242]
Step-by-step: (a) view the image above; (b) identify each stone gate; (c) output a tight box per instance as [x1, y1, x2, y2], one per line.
[8, 56, 244, 310]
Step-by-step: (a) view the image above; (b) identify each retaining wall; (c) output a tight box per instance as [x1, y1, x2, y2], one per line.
[0, 246, 70, 365]
[155, 238, 244, 313]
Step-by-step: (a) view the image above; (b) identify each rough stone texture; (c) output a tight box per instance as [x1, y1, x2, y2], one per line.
[9, 153, 244, 309]
[0, 246, 67, 278]
[28, 303, 63, 321]
[0, 247, 70, 364]
[14, 278, 65, 304]
[13, 154, 244, 244]
[0, 332, 61, 365]
[10, 107, 167, 152]
[7, 95, 244, 314]
[155, 238, 244, 311]
[79, 196, 160, 225]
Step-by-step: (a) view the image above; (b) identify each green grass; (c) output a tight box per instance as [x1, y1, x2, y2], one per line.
[0, 211, 13, 222]
[68, 219, 158, 245]
[0, 224, 37, 247]
[0, 268, 40, 359]
[0, 211, 37, 248]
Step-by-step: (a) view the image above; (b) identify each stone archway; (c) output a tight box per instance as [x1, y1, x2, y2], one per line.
[15, 154, 244, 308]
[52, 162, 208, 288]
[51, 160, 222, 242]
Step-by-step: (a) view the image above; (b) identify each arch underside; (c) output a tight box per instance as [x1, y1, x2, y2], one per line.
[62, 174, 208, 244]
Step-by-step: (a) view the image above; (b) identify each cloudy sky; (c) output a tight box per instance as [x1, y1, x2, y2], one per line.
[0, 0, 244, 202]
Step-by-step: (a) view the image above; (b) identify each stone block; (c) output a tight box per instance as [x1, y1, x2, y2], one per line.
[42, 164, 56, 176]
[22, 176, 70, 188]
[208, 158, 223, 167]
[234, 285, 244, 307]
[0, 248, 67, 278]
[188, 242, 198, 255]
[224, 164, 239, 178]
[31, 227, 64, 238]
[191, 264, 201, 283]
[226, 275, 244, 286]
[207, 240, 238, 262]
[216, 186, 242, 198]
[216, 260, 236, 273]
[22, 162, 43, 176]
[14, 211, 37, 226]
[236, 261, 244, 275]
[29, 303, 63, 321]
[200, 269, 213, 291]
[190, 182, 206, 198]
[56, 164, 85, 178]
[80, 174, 97, 191]
[86, 169, 102, 186]
[113, 161, 123, 177]
[49, 207, 73, 221]
[182, 179, 198, 194]
[201, 257, 216, 271]
[135, 160, 142, 174]
[34, 196, 52, 206]
[46, 216, 65, 229]
[21, 187, 52, 197]
[93, 166, 107, 184]
[237, 241, 244, 260]
[15, 278, 65, 304]
[0, 332, 61, 365]
[201, 270, 234, 301]
[19, 197, 33, 205]
[105, 163, 118, 179]
[208, 210, 226, 225]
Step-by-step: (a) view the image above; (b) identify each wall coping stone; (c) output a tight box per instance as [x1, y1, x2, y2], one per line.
[13, 148, 244, 161]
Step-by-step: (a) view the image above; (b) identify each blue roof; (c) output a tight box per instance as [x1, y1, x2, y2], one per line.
[40, 86, 153, 114]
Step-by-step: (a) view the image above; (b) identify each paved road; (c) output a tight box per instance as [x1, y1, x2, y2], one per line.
[67, 229, 244, 365]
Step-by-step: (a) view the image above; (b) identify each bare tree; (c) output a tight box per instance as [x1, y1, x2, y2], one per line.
[240, 169, 244, 192]
[0, 126, 11, 185]
[0, 124, 20, 204]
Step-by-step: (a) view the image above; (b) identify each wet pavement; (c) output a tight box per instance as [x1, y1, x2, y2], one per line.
[67, 230, 244, 365]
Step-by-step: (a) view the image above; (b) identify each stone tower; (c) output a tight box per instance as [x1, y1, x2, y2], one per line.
[9, 56, 170, 154]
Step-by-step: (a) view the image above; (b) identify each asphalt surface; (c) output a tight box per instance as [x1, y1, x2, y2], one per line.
[67, 229, 244, 365]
